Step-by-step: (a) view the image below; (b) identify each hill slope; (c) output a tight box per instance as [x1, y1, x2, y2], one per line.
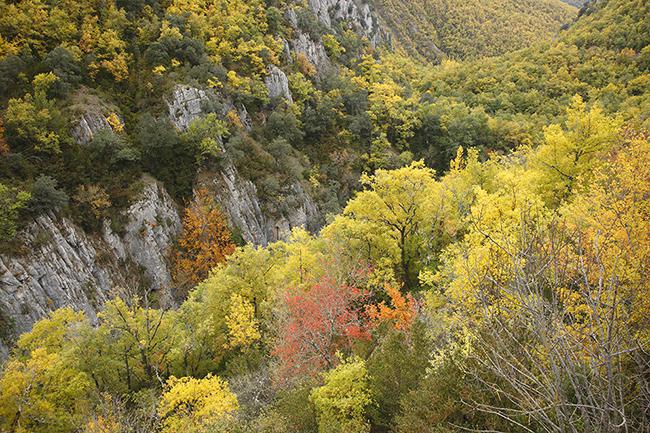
[373, 0, 577, 60]
[0, 0, 649, 432]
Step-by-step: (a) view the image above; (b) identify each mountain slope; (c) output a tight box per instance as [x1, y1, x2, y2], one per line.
[0, 0, 649, 432]
[373, 0, 577, 60]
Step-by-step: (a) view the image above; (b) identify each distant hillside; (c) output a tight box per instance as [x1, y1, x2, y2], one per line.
[561, 0, 588, 7]
[373, 0, 577, 61]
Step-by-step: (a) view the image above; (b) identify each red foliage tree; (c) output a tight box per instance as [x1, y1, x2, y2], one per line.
[273, 276, 370, 382]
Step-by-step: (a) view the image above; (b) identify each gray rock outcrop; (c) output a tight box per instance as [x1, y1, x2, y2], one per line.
[167, 85, 211, 131]
[0, 214, 124, 358]
[291, 31, 332, 70]
[72, 112, 112, 145]
[264, 65, 293, 104]
[70, 89, 126, 145]
[306, 0, 386, 47]
[0, 176, 181, 359]
[102, 177, 182, 295]
[204, 166, 320, 246]
[167, 84, 252, 132]
[166, 84, 321, 246]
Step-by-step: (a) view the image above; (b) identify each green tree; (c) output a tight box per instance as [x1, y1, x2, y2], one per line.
[310, 356, 373, 433]
[366, 322, 433, 429]
[4, 73, 69, 155]
[0, 182, 31, 241]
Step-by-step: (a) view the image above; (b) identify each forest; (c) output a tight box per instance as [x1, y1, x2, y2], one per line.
[0, 0, 649, 432]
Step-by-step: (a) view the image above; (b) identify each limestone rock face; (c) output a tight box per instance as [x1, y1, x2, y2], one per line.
[167, 84, 252, 132]
[165, 85, 322, 246]
[291, 31, 331, 70]
[306, 0, 386, 46]
[103, 177, 182, 295]
[167, 85, 211, 131]
[205, 166, 320, 246]
[70, 90, 125, 145]
[0, 214, 122, 358]
[264, 65, 293, 104]
[71, 111, 125, 145]
[0, 177, 181, 359]
[72, 112, 111, 144]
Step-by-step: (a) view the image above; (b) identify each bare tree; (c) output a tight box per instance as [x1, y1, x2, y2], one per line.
[462, 212, 649, 432]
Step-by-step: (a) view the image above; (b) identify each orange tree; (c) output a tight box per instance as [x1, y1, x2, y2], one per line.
[174, 188, 235, 293]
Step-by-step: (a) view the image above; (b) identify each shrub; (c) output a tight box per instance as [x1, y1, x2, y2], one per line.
[28, 175, 69, 215]
[73, 184, 111, 230]
[0, 183, 31, 241]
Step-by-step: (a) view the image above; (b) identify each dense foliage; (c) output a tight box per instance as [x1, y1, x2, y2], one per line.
[1, 0, 649, 432]
[372, 0, 577, 60]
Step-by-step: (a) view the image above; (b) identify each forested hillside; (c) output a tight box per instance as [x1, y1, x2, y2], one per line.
[372, 0, 577, 60]
[1, 0, 649, 432]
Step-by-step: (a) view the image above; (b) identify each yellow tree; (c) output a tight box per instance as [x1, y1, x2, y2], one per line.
[329, 161, 443, 290]
[560, 130, 650, 339]
[224, 293, 261, 350]
[530, 95, 623, 206]
[157, 374, 238, 433]
[0, 308, 95, 433]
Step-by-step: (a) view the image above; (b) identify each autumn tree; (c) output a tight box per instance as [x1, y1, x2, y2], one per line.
[273, 276, 370, 382]
[310, 356, 373, 433]
[366, 284, 418, 331]
[91, 297, 177, 393]
[0, 309, 95, 433]
[530, 95, 623, 206]
[0, 182, 31, 241]
[4, 73, 69, 155]
[157, 374, 238, 433]
[0, 348, 94, 433]
[174, 188, 235, 292]
[328, 161, 444, 290]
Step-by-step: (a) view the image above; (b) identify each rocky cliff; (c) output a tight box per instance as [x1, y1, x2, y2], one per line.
[307, 0, 388, 47]
[167, 83, 321, 246]
[0, 176, 181, 358]
[0, 75, 323, 358]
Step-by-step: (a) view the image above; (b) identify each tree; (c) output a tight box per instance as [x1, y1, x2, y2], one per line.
[0, 349, 93, 433]
[332, 161, 442, 289]
[366, 284, 418, 331]
[366, 321, 433, 430]
[224, 293, 261, 350]
[530, 95, 623, 206]
[157, 374, 238, 433]
[72, 184, 111, 230]
[272, 276, 370, 382]
[174, 188, 235, 292]
[0, 116, 8, 154]
[310, 356, 373, 433]
[0, 308, 98, 433]
[135, 115, 198, 200]
[183, 114, 229, 160]
[93, 297, 177, 393]
[15, 308, 87, 356]
[4, 73, 69, 155]
[0, 182, 31, 241]
[28, 175, 68, 215]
